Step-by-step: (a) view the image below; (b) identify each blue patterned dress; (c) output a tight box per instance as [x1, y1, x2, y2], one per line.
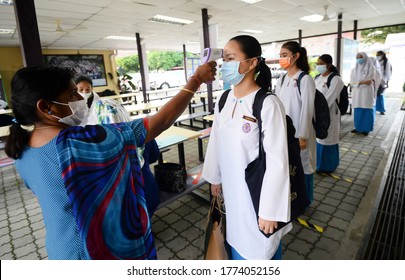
[16, 119, 156, 259]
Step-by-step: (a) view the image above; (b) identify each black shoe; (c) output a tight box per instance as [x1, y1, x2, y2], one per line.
[381, 112, 385, 115]
[362, 132, 369, 136]
[351, 129, 358, 133]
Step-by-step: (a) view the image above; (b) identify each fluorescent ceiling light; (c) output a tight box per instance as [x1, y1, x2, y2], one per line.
[0, 28, 14, 34]
[105, 35, 137, 41]
[149, 14, 194, 25]
[241, 0, 262, 4]
[300, 14, 324, 22]
[0, 0, 13, 5]
[241, 29, 263, 34]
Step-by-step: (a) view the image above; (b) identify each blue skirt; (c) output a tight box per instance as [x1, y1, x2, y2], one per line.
[376, 95, 385, 113]
[316, 143, 339, 173]
[354, 108, 374, 133]
[230, 241, 282, 260]
[305, 174, 314, 204]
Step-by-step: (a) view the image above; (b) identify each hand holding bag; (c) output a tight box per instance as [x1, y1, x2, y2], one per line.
[203, 195, 230, 260]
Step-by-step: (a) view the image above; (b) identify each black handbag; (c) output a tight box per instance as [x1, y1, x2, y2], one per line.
[377, 84, 386, 96]
[245, 91, 309, 238]
[154, 163, 187, 193]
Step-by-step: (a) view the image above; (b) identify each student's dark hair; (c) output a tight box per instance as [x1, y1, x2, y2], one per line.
[74, 75, 93, 86]
[230, 35, 272, 91]
[281, 41, 310, 73]
[5, 66, 75, 159]
[319, 54, 339, 74]
[377, 50, 388, 69]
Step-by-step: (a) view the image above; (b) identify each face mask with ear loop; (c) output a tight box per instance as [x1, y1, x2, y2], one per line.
[50, 99, 89, 126]
[279, 54, 297, 70]
[77, 91, 94, 100]
[220, 57, 258, 86]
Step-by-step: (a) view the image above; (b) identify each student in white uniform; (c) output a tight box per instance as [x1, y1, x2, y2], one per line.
[350, 52, 376, 136]
[202, 35, 290, 260]
[275, 41, 316, 204]
[376, 50, 392, 115]
[314, 54, 344, 173]
[369, 56, 382, 105]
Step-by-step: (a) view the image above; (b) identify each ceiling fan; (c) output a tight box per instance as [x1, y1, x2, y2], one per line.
[54, 19, 85, 33]
[321, 5, 336, 22]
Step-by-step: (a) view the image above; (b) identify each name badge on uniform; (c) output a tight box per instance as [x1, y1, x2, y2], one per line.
[242, 115, 257, 123]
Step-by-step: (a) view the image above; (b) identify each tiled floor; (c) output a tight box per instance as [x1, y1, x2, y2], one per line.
[0, 91, 404, 260]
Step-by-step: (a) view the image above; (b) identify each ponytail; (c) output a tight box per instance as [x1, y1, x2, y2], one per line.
[330, 65, 339, 75]
[255, 58, 272, 91]
[5, 123, 29, 159]
[5, 66, 75, 159]
[297, 47, 310, 73]
[282, 41, 310, 73]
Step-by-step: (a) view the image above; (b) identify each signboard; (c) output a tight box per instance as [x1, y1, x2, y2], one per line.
[43, 54, 107, 87]
[336, 38, 359, 84]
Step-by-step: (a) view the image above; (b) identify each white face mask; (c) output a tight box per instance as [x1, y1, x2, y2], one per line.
[316, 65, 327, 75]
[51, 99, 89, 126]
[77, 91, 94, 101]
[376, 55, 383, 61]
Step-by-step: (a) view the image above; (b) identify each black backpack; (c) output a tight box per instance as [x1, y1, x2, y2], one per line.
[218, 89, 309, 236]
[320, 73, 349, 116]
[281, 72, 330, 139]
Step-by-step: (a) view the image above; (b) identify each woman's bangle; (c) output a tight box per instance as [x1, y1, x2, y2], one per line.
[182, 88, 195, 95]
[188, 75, 202, 86]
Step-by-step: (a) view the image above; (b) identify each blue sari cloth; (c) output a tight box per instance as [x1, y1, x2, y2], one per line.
[55, 122, 156, 260]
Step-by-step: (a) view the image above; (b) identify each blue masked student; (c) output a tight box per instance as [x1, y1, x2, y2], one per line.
[203, 35, 291, 260]
[314, 55, 344, 173]
[350, 52, 377, 136]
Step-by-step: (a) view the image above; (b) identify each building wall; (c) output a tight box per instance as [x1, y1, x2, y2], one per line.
[0, 47, 119, 104]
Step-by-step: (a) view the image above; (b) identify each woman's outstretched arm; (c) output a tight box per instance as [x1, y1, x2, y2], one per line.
[145, 61, 217, 142]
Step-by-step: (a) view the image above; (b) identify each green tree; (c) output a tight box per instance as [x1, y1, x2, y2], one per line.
[147, 51, 185, 71]
[361, 25, 405, 44]
[116, 55, 140, 73]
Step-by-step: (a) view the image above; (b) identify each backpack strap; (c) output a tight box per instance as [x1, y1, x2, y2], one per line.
[218, 89, 231, 113]
[326, 73, 338, 88]
[295, 71, 307, 95]
[252, 88, 274, 160]
[281, 73, 286, 87]
[325, 73, 341, 113]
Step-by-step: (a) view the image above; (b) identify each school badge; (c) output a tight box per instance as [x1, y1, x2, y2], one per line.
[242, 123, 251, 133]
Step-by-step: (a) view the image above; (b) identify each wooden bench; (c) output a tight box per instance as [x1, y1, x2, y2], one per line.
[174, 111, 210, 129]
[157, 163, 209, 209]
[197, 127, 212, 162]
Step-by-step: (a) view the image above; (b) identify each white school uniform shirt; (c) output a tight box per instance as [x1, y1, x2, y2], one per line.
[315, 74, 344, 145]
[275, 71, 316, 175]
[369, 57, 382, 96]
[350, 53, 376, 109]
[378, 59, 392, 84]
[202, 89, 291, 260]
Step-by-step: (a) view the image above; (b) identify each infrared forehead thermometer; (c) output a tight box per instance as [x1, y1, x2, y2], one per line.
[201, 48, 223, 63]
